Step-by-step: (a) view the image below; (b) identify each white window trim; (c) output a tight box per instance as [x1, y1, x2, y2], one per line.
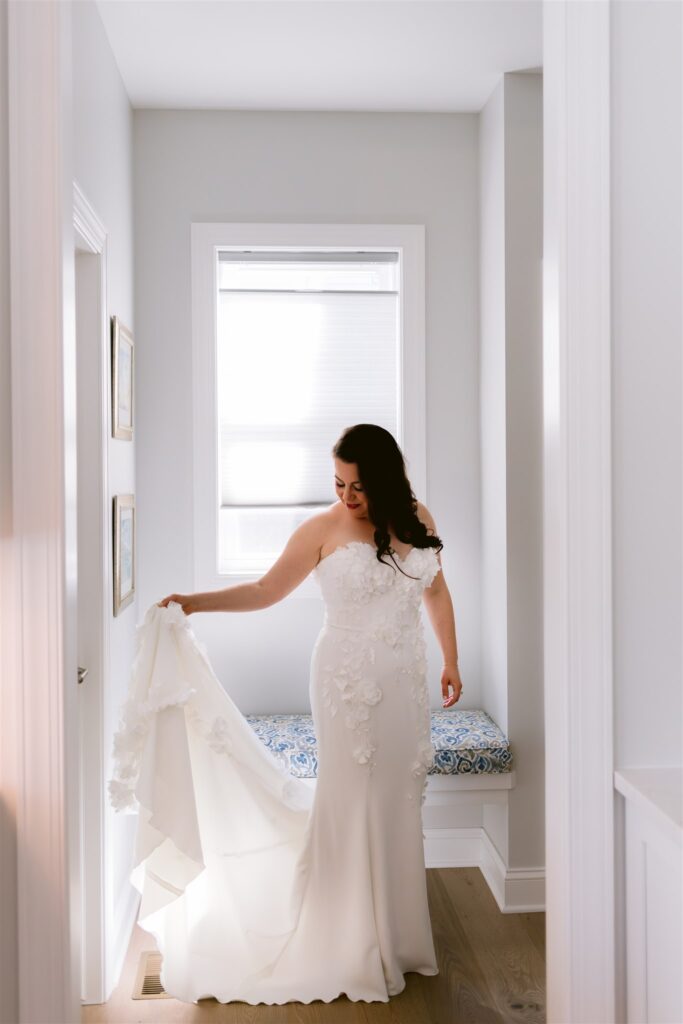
[191, 222, 426, 599]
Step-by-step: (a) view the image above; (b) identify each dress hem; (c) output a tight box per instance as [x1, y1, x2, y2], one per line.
[178, 966, 441, 1006]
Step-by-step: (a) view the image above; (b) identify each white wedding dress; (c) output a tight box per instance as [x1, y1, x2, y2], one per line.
[109, 540, 442, 1005]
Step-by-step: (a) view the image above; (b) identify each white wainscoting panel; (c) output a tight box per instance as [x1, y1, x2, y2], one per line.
[615, 768, 683, 1024]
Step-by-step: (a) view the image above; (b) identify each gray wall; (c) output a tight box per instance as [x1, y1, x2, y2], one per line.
[479, 79, 508, 735]
[479, 73, 544, 870]
[611, 0, 682, 769]
[503, 74, 544, 872]
[133, 109, 482, 716]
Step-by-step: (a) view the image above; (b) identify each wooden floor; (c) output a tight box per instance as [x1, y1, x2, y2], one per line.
[82, 868, 545, 1024]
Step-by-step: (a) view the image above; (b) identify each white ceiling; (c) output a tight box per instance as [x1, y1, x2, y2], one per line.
[94, 0, 542, 112]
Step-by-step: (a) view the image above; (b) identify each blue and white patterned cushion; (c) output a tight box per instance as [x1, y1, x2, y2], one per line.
[246, 709, 513, 779]
[428, 709, 513, 774]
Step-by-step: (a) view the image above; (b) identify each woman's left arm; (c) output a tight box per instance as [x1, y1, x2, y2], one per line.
[423, 569, 463, 707]
[416, 502, 463, 708]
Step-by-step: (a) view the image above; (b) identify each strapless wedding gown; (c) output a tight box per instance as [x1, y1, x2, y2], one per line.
[109, 540, 442, 1004]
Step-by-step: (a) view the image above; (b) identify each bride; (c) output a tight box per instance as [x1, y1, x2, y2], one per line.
[110, 423, 463, 1005]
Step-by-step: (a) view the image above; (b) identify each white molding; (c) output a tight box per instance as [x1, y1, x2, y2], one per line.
[426, 771, 516, 791]
[74, 181, 106, 252]
[543, 3, 614, 1022]
[479, 830, 546, 914]
[614, 787, 628, 1024]
[190, 222, 426, 596]
[7, 1, 79, 1022]
[423, 827, 546, 914]
[614, 767, 682, 848]
[72, 181, 110, 1006]
[617, 779, 683, 1023]
[425, 770, 516, 807]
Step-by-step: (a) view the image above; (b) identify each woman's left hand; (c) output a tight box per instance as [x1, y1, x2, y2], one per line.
[441, 663, 463, 708]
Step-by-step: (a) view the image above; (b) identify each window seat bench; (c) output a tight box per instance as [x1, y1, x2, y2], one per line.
[248, 708, 527, 908]
[246, 707, 514, 789]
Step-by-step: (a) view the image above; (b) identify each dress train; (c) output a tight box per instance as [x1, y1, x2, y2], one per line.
[108, 541, 441, 1004]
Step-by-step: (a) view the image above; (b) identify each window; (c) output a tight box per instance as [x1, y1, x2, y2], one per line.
[217, 251, 400, 573]
[191, 224, 425, 592]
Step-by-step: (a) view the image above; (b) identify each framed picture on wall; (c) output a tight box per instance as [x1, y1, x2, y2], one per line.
[113, 494, 135, 615]
[111, 315, 134, 440]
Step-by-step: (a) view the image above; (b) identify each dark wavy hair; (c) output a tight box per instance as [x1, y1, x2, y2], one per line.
[332, 423, 443, 579]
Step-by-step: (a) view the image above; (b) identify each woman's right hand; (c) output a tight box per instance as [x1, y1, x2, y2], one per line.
[157, 593, 196, 616]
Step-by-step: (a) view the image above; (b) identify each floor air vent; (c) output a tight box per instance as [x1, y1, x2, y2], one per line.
[132, 950, 171, 1000]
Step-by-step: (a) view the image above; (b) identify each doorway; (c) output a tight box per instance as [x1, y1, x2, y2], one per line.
[4, 3, 618, 1022]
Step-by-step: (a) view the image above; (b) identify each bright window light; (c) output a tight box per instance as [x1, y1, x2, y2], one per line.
[216, 249, 401, 573]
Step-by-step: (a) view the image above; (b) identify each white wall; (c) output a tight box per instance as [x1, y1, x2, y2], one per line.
[611, 0, 682, 771]
[0, 3, 19, 1020]
[71, 0, 138, 996]
[133, 110, 481, 715]
[479, 73, 544, 872]
[610, 8, 682, 1011]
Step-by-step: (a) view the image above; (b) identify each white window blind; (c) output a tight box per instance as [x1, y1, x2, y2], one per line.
[216, 251, 400, 510]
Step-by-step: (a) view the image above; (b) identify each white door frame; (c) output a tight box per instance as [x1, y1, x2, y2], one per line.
[4, 1, 617, 1022]
[542, 3, 615, 1022]
[6, 1, 80, 1022]
[74, 183, 111, 1006]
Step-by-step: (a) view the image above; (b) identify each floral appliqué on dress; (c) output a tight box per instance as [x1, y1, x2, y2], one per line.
[314, 541, 441, 805]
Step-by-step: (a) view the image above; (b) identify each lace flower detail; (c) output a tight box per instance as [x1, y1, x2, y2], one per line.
[314, 542, 440, 784]
[360, 682, 383, 705]
[318, 631, 384, 771]
[353, 737, 376, 766]
[108, 697, 153, 811]
[108, 606, 199, 812]
[204, 715, 234, 755]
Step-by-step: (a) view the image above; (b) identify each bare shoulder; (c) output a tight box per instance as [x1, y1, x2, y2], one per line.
[415, 500, 445, 590]
[290, 505, 337, 547]
[294, 503, 335, 536]
[415, 499, 438, 535]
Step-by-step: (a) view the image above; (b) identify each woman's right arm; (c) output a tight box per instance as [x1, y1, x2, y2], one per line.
[158, 515, 327, 615]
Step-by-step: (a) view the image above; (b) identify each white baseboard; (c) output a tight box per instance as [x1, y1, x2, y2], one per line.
[424, 826, 546, 914]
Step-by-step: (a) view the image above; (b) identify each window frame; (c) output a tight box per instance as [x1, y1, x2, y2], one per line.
[191, 222, 426, 599]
